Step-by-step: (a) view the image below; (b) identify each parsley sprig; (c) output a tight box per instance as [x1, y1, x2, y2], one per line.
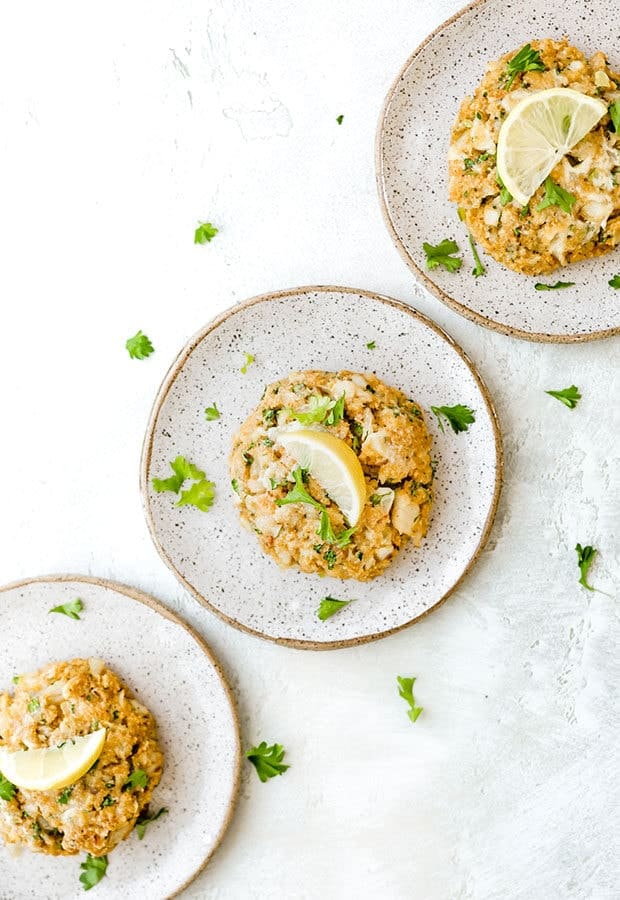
[153, 455, 215, 511]
[246, 742, 290, 782]
[545, 385, 581, 409]
[535, 282, 576, 291]
[79, 854, 108, 891]
[536, 178, 576, 215]
[240, 352, 255, 374]
[422, 239, 462, 273]
[0, 773, 16, 801]
[468, 234, 485, 277]
[49, 598, 84, 620]
[287, 394, 345, 427]
[609, 275, 620, 289]
[317, 509, 355, 547]
[575, 543, 600, 592]
[126, 331, 154, 360]
[336, 114, 344, 125]
[123, 769, 149, 791]
[501, 43, 546, 90]
[431, 404, 475, 434]
[194, 222, 218, 244]
[397, 676, 423, 723]
[317, 596, 355, 621]
[135, 806, 168, 840]
[204, 403, 220, 421]
[276, 467, 323, 510]
[609, 100, 620, 133]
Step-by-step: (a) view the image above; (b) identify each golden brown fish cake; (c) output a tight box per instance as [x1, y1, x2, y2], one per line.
[229, 370, 434, 581]
[449, 38, 620, 275]
[0, 659, 163, 857]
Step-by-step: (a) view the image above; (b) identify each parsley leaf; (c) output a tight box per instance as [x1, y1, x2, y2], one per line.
[123, 769, 149, 791]
[0, 773, 16, 801]
[276, 468, 323, 510]
[135, 807, 168, 840]
[325, 393, 345, 426]
[397, 675, 423, 723]
[422, 239, 462, 273]
[317, 509, 356, 547]
[125, 331, 154, 360]
[536, 177, 576, 214]
[366, 340, 376, 349]
[609, 100, 620, 133]
[545, 385, 581, 409]
[176, 478, 216, 511]
[152, 456, 206, 494]
[240, 352, 255, 374]
[288, 395, 333, 425]
[496, 172, 513, 206]
[79, 854, 108, 891]
[501, 43, 546, 90]
[430, 404, 476, 434]
[194, 222, 218, 244]
[28, 697, 40, 714]
[468, 233, 485, 277]
[608, 275, 620, 288]
[575, 543, 601, 592]
[49, 598, 84, 620]
[336, 114, 344, 125]
[204, 403, 220, 421]
[535, 281, 576, 291]
[317, 596, 354, 621]
[246, 742, 290, 782]
[231, 478, 239, 494]
[58, 787, 73, 804]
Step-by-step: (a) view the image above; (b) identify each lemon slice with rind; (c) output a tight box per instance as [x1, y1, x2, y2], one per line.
[0, 728, 106, 792]
[496, 88, 607, 206]
[277, 428, 366, 526]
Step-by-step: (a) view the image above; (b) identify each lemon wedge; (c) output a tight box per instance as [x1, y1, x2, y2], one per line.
[0, 728, 106, 792]
[278, 428, 367, 526]
[496, 88, 607, 206]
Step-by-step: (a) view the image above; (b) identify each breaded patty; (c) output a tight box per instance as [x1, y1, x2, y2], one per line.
[0, 659, 163, 857]
[229, 370, 433, 581]
[449, 38, 620, 274]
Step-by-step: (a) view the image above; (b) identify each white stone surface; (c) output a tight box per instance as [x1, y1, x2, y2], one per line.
[0, 2, 618, 898]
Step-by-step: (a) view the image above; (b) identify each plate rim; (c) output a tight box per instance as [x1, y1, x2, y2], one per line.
[140, 284, 504, 650]
[374, 0, 620, 344]
[0, 572, 242, 900]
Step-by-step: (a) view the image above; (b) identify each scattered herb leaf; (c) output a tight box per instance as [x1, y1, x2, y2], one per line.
[317, 596, 354, 620]
[245, 742, 290, 782]
[240, 352, 255, 374]
[194, 222, 218, 244]
[535, 281, 576, 291]
[276, 468, 323, 510]
[176, 478, 216, 511]
[58, 787, 73, 805]
[79, 854, 108, 891]
[609, 100, 620, 133]
[366, 340, 376, 349]
[204, 404, 220, 421]
[336, 114, 344, 125]
[468, 233, 485, 277]
[135, 807, 168, 840]
[575, 543, 600, 592]
[545, 385, 581, 409]
[317, 509, 355, 547]
[0, 774, 16, 801]
[397, 675, 423, 723]
[430, 404, 476, 434]
[501, 43, 546, 90]
[27, 697, 40, 714]
[608, 275, 620, 288]
[123, 770, 149, 791]
[496, 172, 513, 206]
[125, 331, 154, 360]
[49, 598, 84, 620]
[152, 456, 205, 494]
[536, 177, 576, 214]
[422, 239, 462, 273]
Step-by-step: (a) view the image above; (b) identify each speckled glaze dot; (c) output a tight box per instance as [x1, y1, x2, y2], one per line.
[141, 286, 503, 650]
[376, 0, 620, 343]
[0, 575, 240, 900]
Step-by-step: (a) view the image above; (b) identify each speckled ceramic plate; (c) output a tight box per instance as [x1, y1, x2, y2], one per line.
[141, 286, 502, 649]
[376, 0, 620, 342]
[0, 575, 240, 900]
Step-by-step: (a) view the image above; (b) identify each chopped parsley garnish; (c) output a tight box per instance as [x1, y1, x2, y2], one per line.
[317, 596, 355, 621]
[263, 407, 278, 424]
[422, 239, 462, 273]
[27, 697, 40, 714]
[240, 352, 255, 374]
[323, 548, 337, 569]
[336, 114, 344, 125]
[246, 742, 290, 782]
[0, 773, 16, 801]
[231, 478, 239, 494]
[468, 233, 485, 277]
[153, 455, 215, 511]
[204, 403, 220, 421]
[177, 478, 216, 511]
[609, 100, 620, 133]
[397, 675, 423, 723]
[535, 281, 576, 291]
[287, 393, 345, 427]
[575, 543, 600, 592]
[545, 385, 581, 409]
[276, 467, 323, 510]
[536, 177, 576, 214]
[325, 394, 345, 426]
[79, 854, 108, 891]
[153, 455, 205, 494]
[194, 222, 218, 244]
[135, 806, 168, 840]
[366, 340, 376, 349]
[608, 275, 620, 288]
[242, 451, 254, 465]
[317, 509, 355, 547]
[496, 172, 513, 206]
[100, 795, 116, 808]
[12, 675, 20, 684]
[501, 43, 546, 90]
[430, 404, 475, 434]
[125, 330, 154, 360]
[123, 769, 149, 791]
[58, 787, 73, 805]
[49, 598, 84, 620]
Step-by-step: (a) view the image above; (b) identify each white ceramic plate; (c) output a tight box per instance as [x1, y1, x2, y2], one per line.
[141, 286, 502, 649]
[376, 0, 620, 342]
[0, 575, 240, 900]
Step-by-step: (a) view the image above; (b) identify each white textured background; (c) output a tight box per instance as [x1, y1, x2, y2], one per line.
[0, 1, 618, 898]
